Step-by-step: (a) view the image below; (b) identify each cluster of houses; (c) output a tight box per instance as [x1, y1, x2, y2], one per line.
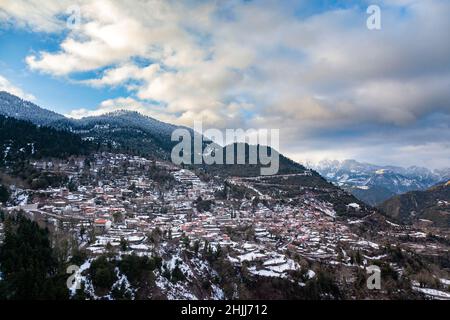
[4, 152, 447, 282]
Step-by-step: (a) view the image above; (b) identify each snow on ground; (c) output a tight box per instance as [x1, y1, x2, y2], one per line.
[364, 254, 388, 260]
[412, 286, 450, 300]
[356, 240, 379, 250]
[155, 274, 198, 300]
[440, 278, 450, 286]
[111, 267, 135, 299]
[69, 259, 92, 297]
[266, 260, 299, 273]
[249, 268, 286, 278]
[386, 220, 401, 227]
[238, 251, 266, 262]
[210, 284, 225, 300]
[409, 232, 427, 238]
[321, 207, 336, 218]
[165, 252, 194, 279]
[130, 244, 150, 251]
[347, 219, 364, 224]
[243, 242, 257, 250]
[347, 203, 360, 210]
[307, 270, 316, 279]
[228, 255, 240, 264]
[263, 257, 286, 266]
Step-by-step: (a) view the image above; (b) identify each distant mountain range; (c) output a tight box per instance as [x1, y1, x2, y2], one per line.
[306, 159, 450, 206]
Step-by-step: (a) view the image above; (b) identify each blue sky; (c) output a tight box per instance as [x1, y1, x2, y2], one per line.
[0, 27, 128, 113]
[0, 0, 449, 169]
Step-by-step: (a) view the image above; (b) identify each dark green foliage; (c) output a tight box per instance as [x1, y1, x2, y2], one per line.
[153, 256, 163, 270]
[0, 214, 69, 299]
[111, 279, 132, 300]
[148, 163, 175, 186]
[181, 235, 190, 249]
[120, 237, 129, 251]
[0, 115, 93, 167]
[170, 260, 186, 283]
[351, 185, 396, 206]
[8, 160, 68, 190]
[0, 184, 9, 203]
[30, 172, 68, 190]
[161, 259, 186, 284]
[49, 110, 188, 160]
[302, 269, 342, 300]
[89, 256, 117, 290]
[379, 183, 450, 227]
[69, 248, 88, 266]
[68, 179, 78, 192]
[118, 254, 157, 286]
[195, 196, 213, 212]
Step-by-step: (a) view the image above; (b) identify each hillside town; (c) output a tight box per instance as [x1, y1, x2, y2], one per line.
[2, 152, 449, 300]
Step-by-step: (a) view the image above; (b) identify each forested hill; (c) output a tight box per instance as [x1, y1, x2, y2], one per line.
[0, 91, 65, 125]
[0, 115, 93, 166]
[379, 182, 450, 228]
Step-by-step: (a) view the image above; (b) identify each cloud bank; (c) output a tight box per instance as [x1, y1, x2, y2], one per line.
[0, 0, 449, 168]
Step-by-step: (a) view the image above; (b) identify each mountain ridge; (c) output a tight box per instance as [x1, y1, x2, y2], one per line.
[306, 159, 450, 206]
[0, 91, 65, 125]
[378, 182, 450, 228]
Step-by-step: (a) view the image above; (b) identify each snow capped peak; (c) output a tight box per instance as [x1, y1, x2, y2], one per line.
[310, 159, 447, 205]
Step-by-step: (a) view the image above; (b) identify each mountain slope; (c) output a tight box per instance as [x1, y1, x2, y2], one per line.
[51, 110, 192, 160]
[190, 142, 309, 177]
[0, 115, 92, 166]
[0, 91, 380, 219]
[0, 92, 194, 160]
[0, 91, 65, 125]
[378, 182, 450, 228]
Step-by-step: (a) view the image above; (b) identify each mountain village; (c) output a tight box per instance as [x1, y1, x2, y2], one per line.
[2, 152, 449, 299]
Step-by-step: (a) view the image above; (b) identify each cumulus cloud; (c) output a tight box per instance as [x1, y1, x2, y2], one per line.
[82, 63, 160, 88]
[1, 0, 449, 168]
[0, 0, 70, 32]
[0, 74, 36, 101]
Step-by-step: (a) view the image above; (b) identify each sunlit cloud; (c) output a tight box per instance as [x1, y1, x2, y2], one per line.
[0, 74, 35, 101]
[1, 0, 449, 168]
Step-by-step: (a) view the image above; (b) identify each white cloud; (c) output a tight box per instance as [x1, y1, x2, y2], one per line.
[0, 74, 36, 101]
[1, 0, 450, 168]
[82, 63, 160, 88]
[0, 0, 70, 32]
